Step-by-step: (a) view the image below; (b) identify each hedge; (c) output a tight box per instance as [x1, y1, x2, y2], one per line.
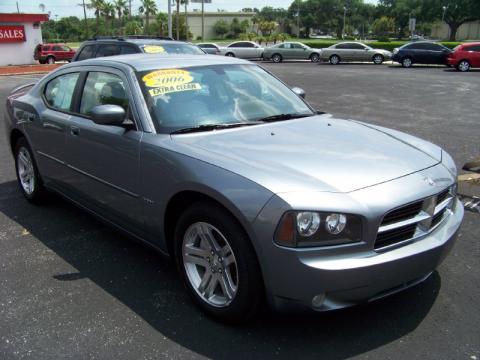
[302, 40, 463, 51]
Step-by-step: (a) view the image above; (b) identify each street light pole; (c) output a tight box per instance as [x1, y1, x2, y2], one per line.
[168, 0, 173, 38]
[296, 0, 300, 38]
[342, 6, 346, 40]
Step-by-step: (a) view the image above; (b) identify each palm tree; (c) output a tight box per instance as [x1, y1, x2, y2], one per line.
[155, 12, 168, 36]
[139, 0, 158, 35]
[39, 3, 46, 12]
[113, 0, 127, 33]
[87, 0, 106, 35]
[102, 2, 116, 35]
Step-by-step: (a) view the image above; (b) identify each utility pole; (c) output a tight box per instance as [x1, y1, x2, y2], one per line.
[185, 0, 188, 39]
[176, 0, 180, 40]
[79, 0, 89, 39]
[129, 0, 132, 18]
[296, 0, 300, 38]
[342, 6, 346, 40]
[201, 0, 205, 41]
[16, 1, 20, 13]
[168, 0, 173, 38]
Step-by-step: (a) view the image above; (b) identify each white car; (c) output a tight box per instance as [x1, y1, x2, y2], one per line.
[219, 41, 264, 59]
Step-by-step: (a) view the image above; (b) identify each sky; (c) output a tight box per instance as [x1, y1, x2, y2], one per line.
[0, 0, 378, 20]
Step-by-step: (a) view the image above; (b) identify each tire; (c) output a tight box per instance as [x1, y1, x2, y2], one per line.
[46, 56, 55, 64]
[271, 53, 282, 63]
[310, 53, 320, 63]
[174, 201, 264, 323]
[39, 60, 46, 64]
[14, 137, 47, 204]
[457, 60, 470, 72]
[329, 54, 340, 65]
[373, 54, 384, 65]
[402, 57, 413, 68]
[225, 52, 235, 57]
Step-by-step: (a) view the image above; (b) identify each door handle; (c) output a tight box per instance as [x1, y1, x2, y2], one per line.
[70, 126, 80, 136]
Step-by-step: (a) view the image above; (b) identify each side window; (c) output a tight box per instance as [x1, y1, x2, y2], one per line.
[465, 45, 480, 52]
[426, 43, 443, 51]
[53, 45, 62, 51]
[241, 42, 254, 48]
[120, 46, 138, 55]
[44, 73, 80, 111]
[283, 43, 292, 49]
[77, 45, 95, 60]
[351, 43, 366, 49]
[80, 72, 133, 127]
[96, 45, 121, 57]
[336, 43, 351, 49]
[228, 43, 240, 48]
[43, 46, 51, 51]
[292, 43, 304, 49]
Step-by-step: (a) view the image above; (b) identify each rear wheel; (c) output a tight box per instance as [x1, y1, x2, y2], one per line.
[457, 60, 470, 72]
[271, 53, 282, 63]
[402, 57, 413, 68]
[225, 52, 235, 57]
[310, 53, 320, 63]
[46, 56, 55, 64]
[329, 54, 340, 65]
[373, 54, 384, 65]
[174, 202, 264, 323]
[14, 137, 47, 204]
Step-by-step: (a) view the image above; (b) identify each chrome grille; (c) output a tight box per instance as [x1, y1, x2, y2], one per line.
[375, 187, 454, 251]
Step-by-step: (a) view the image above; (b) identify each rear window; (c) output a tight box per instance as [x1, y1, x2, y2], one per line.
[96, 44, 121, 57]
[77, 45, 95, 61]
[140, 43, 204, 55]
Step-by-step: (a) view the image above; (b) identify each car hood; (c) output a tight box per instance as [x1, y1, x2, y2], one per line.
[170, 114, 442, 194]
[372, 48, 392, 54]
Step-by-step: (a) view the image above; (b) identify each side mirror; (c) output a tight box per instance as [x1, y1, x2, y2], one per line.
[291, 87, 306, 99]
[90, 104, 125, 126]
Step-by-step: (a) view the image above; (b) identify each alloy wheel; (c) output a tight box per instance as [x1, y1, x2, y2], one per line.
[272, 54, 282, 63]
[17, 147, 35, 195]
[311, 54, 320, 62]
[458, 60, 470, 72]
[182, 222, 239, 307]
[402, 57, 412, 68]
[373, 55, 383, 64]
[330, 55, 340, 65]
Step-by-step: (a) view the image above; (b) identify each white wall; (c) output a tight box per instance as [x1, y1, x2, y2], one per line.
[0, 22, 43, 66]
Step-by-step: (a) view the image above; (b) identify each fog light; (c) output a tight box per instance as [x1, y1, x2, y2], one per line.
[325, 213, 347, 234]
[296, 212, 321, 237]
[312, 294, 326, 309]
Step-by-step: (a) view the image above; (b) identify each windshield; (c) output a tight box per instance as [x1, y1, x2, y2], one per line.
[140, 43, 204, 55]
[137, 64, 314, 133]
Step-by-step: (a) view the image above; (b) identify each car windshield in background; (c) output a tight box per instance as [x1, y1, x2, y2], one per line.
[137, 64, 314, 133]
[140, 43, 204, 55]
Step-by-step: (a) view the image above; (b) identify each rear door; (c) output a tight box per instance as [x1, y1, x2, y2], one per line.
[335, 43, 353, 61]
[291, 43, 308, 59]
[64, 68, 143, 229]
[349, 43, 369, 61]
[465, 44, 480, 67]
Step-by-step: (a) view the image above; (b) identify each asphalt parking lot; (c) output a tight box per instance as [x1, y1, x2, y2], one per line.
[0, 63, 479, 360]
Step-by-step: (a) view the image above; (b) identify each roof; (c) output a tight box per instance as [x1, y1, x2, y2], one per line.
[75, 54, 250, 71]
[83, 39, 185, 45]
[0, 13, 49, 23]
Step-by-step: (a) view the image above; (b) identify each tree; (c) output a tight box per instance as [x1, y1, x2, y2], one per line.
[139, 0, 158, 35]
[87, 0, 106, 35]
[230, 17, 247, 37]
[113, 0, 128, 32]
[213, 19, 229, 38]
[125, 20, 142, 35]
[39, 3, 46, 12]
[102, 2, 116, 35]
[154, 12, 168, 36]
[258, 20, 277, 36]
[439, 0, 480, 40]
[372, 16, 395, 39]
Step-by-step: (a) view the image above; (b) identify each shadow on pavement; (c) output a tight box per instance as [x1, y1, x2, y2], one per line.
[0, 180, 441, 359]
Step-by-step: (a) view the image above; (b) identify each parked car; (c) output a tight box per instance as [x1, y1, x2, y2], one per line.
[34, 43, 76, 64]
[219, 41, 264, 59]
[197, 42, 221, 55]
[446, 42, 480, 72]
[263, 42, 322, 63]
[320, 42, 392, 65]
[392, 41, 452, 68]
[72, 36, 205, 61]
[5, 54, 463, 323]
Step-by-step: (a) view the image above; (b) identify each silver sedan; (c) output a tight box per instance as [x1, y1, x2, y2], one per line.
[219, 41, 264, 59]
[5, 54, 462, 323]
[320, 41, 392, 64]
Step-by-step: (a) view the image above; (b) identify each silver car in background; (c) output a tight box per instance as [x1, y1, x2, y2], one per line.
[196, 42, 221, 55]
[321, 41, 392, 64]
[219, 41, 264, 59]
[5, 54, 463, 324]
[263, 42, 322, 63]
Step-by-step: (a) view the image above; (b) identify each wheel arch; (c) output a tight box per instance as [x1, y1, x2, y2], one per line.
[10, 128, 25, 154]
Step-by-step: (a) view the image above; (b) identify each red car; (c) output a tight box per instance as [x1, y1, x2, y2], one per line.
[34, 43, 76, 64]
[447, 42, 480, 72]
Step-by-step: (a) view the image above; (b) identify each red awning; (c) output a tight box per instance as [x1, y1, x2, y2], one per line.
[0, 13, 49, 23]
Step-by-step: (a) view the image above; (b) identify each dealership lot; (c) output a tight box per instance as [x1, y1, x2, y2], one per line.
[0, 64, 479, 359]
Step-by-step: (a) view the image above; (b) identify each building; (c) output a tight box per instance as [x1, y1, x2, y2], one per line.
[186, 11, 255, 40]
[431, 20, 480, 41]
[0, 13, 49, 66]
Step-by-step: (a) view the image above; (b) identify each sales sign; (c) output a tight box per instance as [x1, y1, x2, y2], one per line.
[0, 25, 26, 43]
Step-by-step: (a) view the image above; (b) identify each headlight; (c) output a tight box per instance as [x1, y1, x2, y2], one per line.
[275, 211, 362, 247]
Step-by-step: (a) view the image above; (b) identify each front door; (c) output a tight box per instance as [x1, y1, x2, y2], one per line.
[64, 69, 143, 229]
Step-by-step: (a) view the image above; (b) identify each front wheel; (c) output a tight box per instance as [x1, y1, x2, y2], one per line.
[402, 57, 413, 68]
[225, 52, 235, 57]
[174, 202, 264, 323]
[457, 60, 470, 72]
[310, 53, 320, 63]
[46, 56, 55, 64]
[271, 53, 282, 63]
[14, 137, 47, 204]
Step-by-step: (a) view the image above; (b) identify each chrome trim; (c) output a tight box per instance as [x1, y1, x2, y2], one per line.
[37, 150, 65, 165]
[378, 212, 431, 233]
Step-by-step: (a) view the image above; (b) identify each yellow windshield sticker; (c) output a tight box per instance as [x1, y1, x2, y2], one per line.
[143, 45, 165, 54]
[142, 69, 201, 96]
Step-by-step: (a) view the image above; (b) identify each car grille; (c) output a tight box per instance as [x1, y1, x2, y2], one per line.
[375, 187, 454, 251]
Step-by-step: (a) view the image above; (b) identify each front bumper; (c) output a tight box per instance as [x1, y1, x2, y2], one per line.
[257, 199, 463, 311]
